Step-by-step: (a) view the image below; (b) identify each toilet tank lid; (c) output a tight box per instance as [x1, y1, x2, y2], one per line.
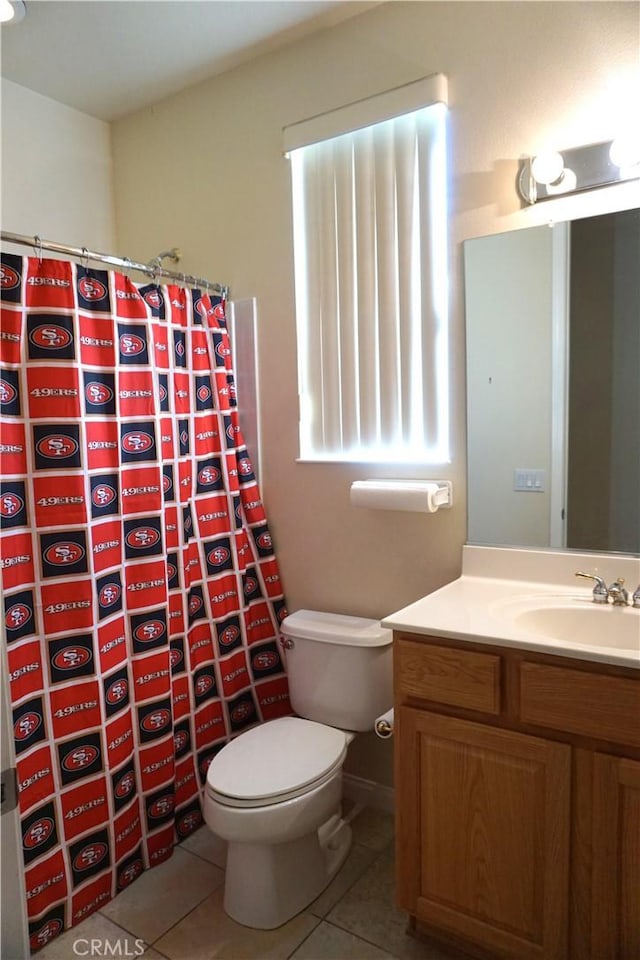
[280, 609, 391, 647]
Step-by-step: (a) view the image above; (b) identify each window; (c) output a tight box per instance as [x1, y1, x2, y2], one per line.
[286, 75, 449, 463]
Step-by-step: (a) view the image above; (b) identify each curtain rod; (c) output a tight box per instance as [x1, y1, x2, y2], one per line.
[1, 231, 228, 298]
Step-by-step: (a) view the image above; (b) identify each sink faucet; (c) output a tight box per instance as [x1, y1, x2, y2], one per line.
[575, 572, 633, 606]
[607, 579, 629, 606]
[575, 572, 608, 603]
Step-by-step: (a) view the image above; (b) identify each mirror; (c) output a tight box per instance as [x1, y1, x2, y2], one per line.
[464, 207, 640, 556]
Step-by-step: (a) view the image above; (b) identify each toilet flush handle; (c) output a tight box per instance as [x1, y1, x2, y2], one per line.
[280, 637, 294, 650]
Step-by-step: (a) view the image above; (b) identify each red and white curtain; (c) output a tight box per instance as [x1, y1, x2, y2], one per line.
[0, 253, 291, 952]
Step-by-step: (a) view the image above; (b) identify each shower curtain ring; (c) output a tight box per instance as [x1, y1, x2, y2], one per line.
[81, 247, 90, 271]
[33, 235, 43, 263]
[122, 257, 132, 281]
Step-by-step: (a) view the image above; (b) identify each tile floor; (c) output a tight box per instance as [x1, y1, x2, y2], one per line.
[34, 805, 468, 960]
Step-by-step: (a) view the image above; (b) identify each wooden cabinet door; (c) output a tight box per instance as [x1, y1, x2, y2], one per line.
[590, 754, 640, 960]
[396, 707, 571, 960]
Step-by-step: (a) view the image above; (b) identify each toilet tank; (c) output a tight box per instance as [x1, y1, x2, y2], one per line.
[280, 610, 392, 732]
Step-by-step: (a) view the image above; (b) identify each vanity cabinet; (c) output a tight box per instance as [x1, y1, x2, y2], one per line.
[394, 633, 640, 960]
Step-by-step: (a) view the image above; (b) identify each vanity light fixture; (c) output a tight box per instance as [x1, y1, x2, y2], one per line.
[518, 136, 640, 205]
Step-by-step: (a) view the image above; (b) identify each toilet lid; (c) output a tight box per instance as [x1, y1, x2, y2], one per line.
[206, 716, 347, 803]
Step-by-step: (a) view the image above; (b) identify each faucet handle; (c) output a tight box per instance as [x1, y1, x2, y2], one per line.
[608, 578, 629, 606]
[633, 585, 640, 608]
[575, 571, 608, 603]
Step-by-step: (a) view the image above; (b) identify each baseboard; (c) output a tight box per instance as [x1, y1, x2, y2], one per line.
[342, 773, 395, 814]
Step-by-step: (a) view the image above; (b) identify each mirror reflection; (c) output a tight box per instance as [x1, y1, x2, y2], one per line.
[464, 208, 640, 556]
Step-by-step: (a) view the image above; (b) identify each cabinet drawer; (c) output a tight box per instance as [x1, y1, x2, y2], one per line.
[395, 638, 501, 714]
[519, 662, 640, 748]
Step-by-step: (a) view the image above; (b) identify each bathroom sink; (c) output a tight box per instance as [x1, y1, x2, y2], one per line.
[492, 597, 640, 653]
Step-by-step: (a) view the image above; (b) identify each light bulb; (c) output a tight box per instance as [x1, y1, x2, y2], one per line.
[531, 151, 565, 185]
[609, 136, 640, 169]
[545, 168, 577, 195]
[0, 0, 15, 22]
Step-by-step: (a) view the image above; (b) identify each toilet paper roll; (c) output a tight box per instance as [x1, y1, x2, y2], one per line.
[350, 480, 452, 513]
[374, 708, 394, 739]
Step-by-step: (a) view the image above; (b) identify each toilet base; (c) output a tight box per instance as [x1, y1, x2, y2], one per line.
[223, 809, 352, 929]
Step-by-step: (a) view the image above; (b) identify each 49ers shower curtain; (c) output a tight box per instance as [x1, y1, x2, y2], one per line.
[0, 253, 291, 953]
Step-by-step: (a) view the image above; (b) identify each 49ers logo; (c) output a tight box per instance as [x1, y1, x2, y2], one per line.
[43, 541, 85, 566]
[5, 603, 32, 630]
[118, 860, 143, 888]
[195, 675, 214, 696]
[23, 817, 54, 850]
[36, 434, 79, 459]
[169, 647, 183, 669]
[133, 620, 165, 644]
[78, 276, 107, 301]
[207, 546, 230, 567]
[121, 431, 153, 454]
[243, 577, 258, 596]
[144, 290, 162, 309]
[86, 382, 113, 405]
[52, 646, 91, 670]
[106, 678, 128, 705]
[198, 466, 220, 486]
[114, 770, 135, 800]
[219, 625, 239, 647]
[125, 527, 160, 550]
[231, 702, 253, 723]
[14, 712, 42, 741]
[148, 795, 174, 819]
[197, 385, 211, 403]
[73, 841, 108, 872]
[61, 744, 98, 772]
[99, 583, 121, 607]
[92, 484, 117, 508]
[0, 492, 23, 517]
[159, 383, 168, 403]
[253, 651, 278, 671]
[162, 474, 172, 494]
[178, 810, 202, 834]
[188, 595, 202, 616]
[239, 458, 253, 476]
[256, 532, 272, 551]
[173, 730, 188, 751]
[166, 561, 177, 582]
[30, 919, 63, 950]
[0, 379, 17, 405]
[29, 325, 72, 350]
[119, 333, 145, 356]
[1, 264, 20, 289]
[140, 709, 171, 733]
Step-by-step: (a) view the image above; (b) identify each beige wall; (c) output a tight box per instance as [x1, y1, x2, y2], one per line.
[118, 1, 640, 785]
[111, 1, 639, 624]
[1, 79, 116, 250]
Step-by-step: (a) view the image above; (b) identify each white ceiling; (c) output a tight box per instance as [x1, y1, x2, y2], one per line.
[1, 0, 374, 121]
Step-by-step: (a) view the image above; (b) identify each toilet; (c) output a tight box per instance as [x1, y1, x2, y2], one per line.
[203, 609, 392, 929]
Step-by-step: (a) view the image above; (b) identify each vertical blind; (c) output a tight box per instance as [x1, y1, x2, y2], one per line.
[287, 77, 449, 463]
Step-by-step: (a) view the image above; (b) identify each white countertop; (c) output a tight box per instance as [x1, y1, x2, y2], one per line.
[382, 546, 640, 669]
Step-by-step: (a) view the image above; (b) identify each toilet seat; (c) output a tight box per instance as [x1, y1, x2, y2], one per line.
[206, 716, 347, 808]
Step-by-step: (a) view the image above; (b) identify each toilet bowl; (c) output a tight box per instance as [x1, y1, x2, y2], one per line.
[203, 610, 392, 929]
[204, 716, 354, 929]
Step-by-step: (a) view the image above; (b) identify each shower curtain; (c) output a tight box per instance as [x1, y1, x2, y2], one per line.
[0, 253, 291, 952]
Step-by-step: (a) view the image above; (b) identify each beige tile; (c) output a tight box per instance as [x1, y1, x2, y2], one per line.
[143, 950, 171, 959]
[290, 920, 395, 959]
[33, 913, 147, 960]
[154, 886, 319, 960]
[349, 807, 395, 852]
[101, 847, 224, 943]
[180, 826, 227, 869]
[309, 843, 378, 918]
[327, 851, 439, 960]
